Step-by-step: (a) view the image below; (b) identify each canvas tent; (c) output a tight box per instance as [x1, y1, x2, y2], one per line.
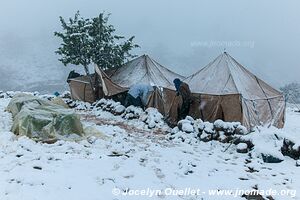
[68, 74, 101, 103]
[166, 52, 285, 129]
[68, 54, 185, 103]
[107, 54, 185, 87]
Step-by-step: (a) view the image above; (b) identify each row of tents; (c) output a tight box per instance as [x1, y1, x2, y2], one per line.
[68, 52, 285, 130]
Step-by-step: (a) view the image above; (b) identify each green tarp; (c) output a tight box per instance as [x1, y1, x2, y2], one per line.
[6, 94, 84, 142]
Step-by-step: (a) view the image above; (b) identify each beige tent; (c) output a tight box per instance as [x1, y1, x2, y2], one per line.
[108, 54, 185, 87]
[166, 52, 285, 129]
[69, 54, 184, 102]
[68, 75, 98, 103]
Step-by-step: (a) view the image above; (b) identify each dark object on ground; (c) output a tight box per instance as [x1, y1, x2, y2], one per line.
[261, 153, 283, 163]
[281, 138, 300, 160]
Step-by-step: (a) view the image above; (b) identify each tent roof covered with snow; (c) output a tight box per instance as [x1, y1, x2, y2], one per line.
[165, 52, 285, 129]
[68, 54, 185, 103]
[108, 54, 185, 88]
[185, 52, 282, 100]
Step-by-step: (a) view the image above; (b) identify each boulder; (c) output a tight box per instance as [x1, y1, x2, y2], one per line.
[213, 119, 225, 131]
[261, 153, 284, 163]
[237, 143, 248, 153]
[0, 91, 6, 99]
[235, 125, 248, 135]
[281, 138, 300, 160]
[178, 120, 194, 133]
[185, 116, 195, 124]
[147, 121, 156, 129]
[95, 99, 107, 108]
[113, 105, 125, 115]
[182, 123, 194, 133]
[60, 91, 71, 99]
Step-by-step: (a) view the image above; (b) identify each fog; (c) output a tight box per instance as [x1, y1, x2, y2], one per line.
[0, 0, 299, 93]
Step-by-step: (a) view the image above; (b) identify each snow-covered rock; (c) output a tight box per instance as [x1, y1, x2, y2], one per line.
[240, 127, 285, 162]
[237, 143, 248, 153]
[178, 119, 194, 133]
[235, 124, 248, 135]
[141, 108, 164, 129]
[261, 153, 284, 163]
[113, 105, 126, 115]
[213, 119, 225, 131]
[181, 123, 194, 133]
[281, 138, 300, 160]
[60, 91, 71, 99]
[185, 116, 195, 123]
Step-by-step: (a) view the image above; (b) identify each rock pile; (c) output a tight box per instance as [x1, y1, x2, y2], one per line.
[93, 99, 126, 115]
[0, 91, 16, 99]
[0, 91, 7, 99]
[170, 117, 248, 141]
[122, 105, 143, 119]
[91, 99, 165, 129]
[168, 116, 249, 146]
[140, 108, 164, 129]
[65, 99, 92, 110]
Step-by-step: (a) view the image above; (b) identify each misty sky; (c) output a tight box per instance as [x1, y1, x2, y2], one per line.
[0, 0, 299, 92]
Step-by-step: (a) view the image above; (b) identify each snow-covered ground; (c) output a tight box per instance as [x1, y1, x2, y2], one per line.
[0, 95, 299, 200]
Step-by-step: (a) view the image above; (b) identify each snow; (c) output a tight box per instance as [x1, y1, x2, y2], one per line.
[0, 93, 300, 199]
[237, 143, 248, 150]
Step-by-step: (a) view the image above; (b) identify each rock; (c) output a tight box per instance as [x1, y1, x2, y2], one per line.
[140, 114, 148, 122]
[199, 132, 212, 142]
[237, 143, 248, 153]
[61, 91, 71, 99]
[96, 99, 107, 108]
[113, 105, 125, 115]
[178, 120, 194, 133]
[185, 116, 195, 123]
[0, 93, 5, 98]
[213, 119, 225, 131]
[124, 113, 135, 120]
[144, 108, 163, 124]
[182, 123, 194, 133]
[203, 122, 215, 134]
[235, 125, 248, 135]
[261, 153, 284, 163]
[194, 120, 205, 133]
[124, 106, 143, 118]
[73, 101, 91, 110]
[147, 120, 156, 129]
[65, 99, 76, 108]
[218, 131, 227, 142]
[296, 160, 300, 167]
[233, 137, 254, 149]
[87, 136, 97, 144]
[281, 138, 300, 160]
[171, 127, 180, 135]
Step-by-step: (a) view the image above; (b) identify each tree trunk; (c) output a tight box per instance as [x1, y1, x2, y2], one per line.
[83, 65, 97, 100]
[94, 70, 100, 100]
